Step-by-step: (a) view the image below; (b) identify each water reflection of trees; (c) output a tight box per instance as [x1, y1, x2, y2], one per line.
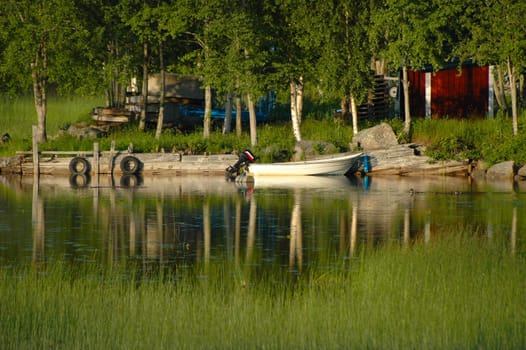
[17, 175, 525, 274]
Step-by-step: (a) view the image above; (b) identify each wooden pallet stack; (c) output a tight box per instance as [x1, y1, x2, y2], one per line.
[358, 74, 389, 120]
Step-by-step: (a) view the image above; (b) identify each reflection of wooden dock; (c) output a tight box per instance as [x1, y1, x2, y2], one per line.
[10, 174, 241, 196]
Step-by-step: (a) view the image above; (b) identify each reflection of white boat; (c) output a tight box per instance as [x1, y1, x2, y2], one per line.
[246, 152, 362, 176]
[252, 175, 353, 190]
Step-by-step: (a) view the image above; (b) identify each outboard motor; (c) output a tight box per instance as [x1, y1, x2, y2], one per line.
[226, 149, 256, 177]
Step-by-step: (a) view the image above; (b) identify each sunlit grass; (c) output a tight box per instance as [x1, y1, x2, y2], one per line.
[1, 233, 524, 349]
[0, 95, 103, 155]
[0, 95, 102, 137]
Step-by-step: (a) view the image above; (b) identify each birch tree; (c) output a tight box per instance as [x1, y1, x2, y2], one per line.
[272, 0, 320, 143]
[315, 1, 372, 135]
[217, 1, 269, 141]
[92, 2, 139, 111]
[172, 0, 224, 139]
[370, 0, 451, 135]
[462, 0, 526, 135]
[179, 0, 270, 145]
[125, 0, 161, 131]
[0, 0, 93, 143]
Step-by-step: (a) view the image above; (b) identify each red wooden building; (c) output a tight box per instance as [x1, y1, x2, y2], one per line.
[405, 63, 493, 119]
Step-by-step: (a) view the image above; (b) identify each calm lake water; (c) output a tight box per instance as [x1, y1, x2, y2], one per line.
[1, 174, 524, 272]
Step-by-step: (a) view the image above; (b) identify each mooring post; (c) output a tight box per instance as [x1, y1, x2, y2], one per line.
[93, 142, 99, 175]
[32, 125, 39, 176]
[109, 140, 116, 176]
[93, 142, 100, 188]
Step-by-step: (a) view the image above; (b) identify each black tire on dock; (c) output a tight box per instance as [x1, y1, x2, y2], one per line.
[69, 157, 90, 175]
[120, 155, 141, 175]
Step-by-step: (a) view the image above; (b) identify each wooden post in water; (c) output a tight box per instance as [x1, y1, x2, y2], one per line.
[350, 205, 358, 257]
[93, 142, 99, 176]
[32, 125, 39, 176]
[93, 142, 100, 188]
[109, 140, 116, 176]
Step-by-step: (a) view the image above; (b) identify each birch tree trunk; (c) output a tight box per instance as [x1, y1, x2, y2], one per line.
[507, 58, 518, 136]
[247, 93, 257, 146]
[520, 74, 525, 108]
[223, 92, 233, 134]
[402, 64, 411, 135]
[203, 85, 212, 139]
[494, 64, 508, 110]
[350, 94, 359, 135]
[155, 40, 165, 139]
[31, 45, 47, 144]
[290, 78, 304, 142]
[235, 94, 242, 137]
[139, 41, 148, 131]
[340, 97, 348, 120]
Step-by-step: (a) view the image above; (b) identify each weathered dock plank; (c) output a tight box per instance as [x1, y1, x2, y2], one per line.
[364, 144, 470, 176]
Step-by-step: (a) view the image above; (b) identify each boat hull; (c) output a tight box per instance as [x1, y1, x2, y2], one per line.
[246, 152, 362, 176]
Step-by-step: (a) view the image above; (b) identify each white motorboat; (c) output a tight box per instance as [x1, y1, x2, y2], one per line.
[246, 152, 362, 176]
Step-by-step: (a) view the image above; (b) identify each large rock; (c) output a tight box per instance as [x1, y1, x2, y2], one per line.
[293, 140, 338, 161]
[66, 123, 108, 140]
[351, 123, 398, 150]
[0, 156, 22, 174]
[517, 164, 526, 180]
[486, 161, 516, 180]
[1, 133, 11, 144]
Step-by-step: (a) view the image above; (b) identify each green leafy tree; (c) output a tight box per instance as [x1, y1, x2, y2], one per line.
[461, 0, 526, 135]
[124, 0, 163, 131]
[0, 0, 98, 143]
[95, 1, 139, 110]
[173, 0, 270, 145]
[271, 0, 324, 143]
[165, 0, 222, 139]
[223, 1, 272, 145]
[315, 1, 372, 135]
[370, 0, 452, 135]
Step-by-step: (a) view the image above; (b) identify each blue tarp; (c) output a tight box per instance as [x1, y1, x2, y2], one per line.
[179, 105, 267, 122]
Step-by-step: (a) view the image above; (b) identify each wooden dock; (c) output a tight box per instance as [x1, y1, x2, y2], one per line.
[8, 149, 238, 176]
[2, 127, 237, 176]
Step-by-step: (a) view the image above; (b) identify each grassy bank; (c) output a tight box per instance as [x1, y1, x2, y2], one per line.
[1, 96, 526, 164]
[0, 95, 103, 156]
[1, 234, 524, 349]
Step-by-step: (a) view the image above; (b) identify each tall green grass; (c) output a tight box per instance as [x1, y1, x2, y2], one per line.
[0, 95, 103, 155]
[413, 114, 526, 164]
[1, 233, 524, 349]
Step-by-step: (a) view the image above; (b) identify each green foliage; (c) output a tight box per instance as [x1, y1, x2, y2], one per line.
[479, 132, 526, 165]
[301, 118, 352, 151]
[426, 135, 479, 161]
[411, 114, 526, 165]
[386, 118, 411, 143]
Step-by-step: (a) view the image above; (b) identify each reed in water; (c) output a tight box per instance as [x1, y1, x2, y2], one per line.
[1, 231, 524, 349]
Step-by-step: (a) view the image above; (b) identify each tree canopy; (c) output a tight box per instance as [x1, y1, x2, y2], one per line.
[0, 0, 524, 142]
